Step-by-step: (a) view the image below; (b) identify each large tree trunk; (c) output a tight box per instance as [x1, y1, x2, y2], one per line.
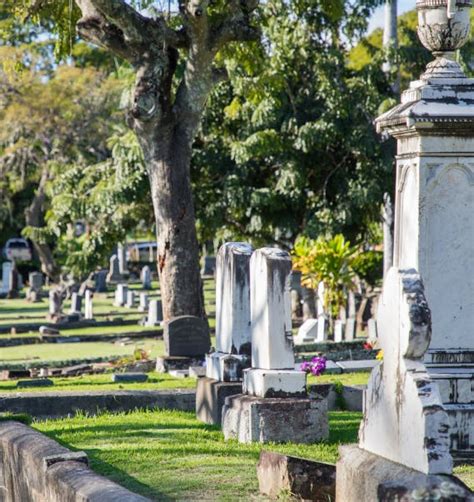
[144, 124, 205, 320]
[24, 168, 60, 282]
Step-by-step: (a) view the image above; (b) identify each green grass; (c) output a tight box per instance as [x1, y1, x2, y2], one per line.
[0, 372, 196, 393]
[35, 408, 360, 501]
[0, 339, 164, 364]
[308, 371, 369, 387]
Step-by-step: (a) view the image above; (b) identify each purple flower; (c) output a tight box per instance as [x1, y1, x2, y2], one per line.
[300, 356, 327, 377]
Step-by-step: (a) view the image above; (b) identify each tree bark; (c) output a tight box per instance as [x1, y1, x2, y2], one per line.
[24, 168, 60, 282]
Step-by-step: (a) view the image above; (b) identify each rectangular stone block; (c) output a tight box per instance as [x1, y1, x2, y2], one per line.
[205, 352, 247, 382]
[163, 316, 211, 357]
[257, 451, 335, 501]
[112, 373, 148, 383]
[222, 394, 328, 444]
[243, 368, 306, 398]
[196, 376, 242, 425]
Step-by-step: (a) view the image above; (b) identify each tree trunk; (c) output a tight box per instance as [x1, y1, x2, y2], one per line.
[24, 168, 60, 282]
[144, 124, 205, 321]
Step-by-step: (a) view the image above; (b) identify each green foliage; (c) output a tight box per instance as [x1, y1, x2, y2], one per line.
[0, 413, 32, 425]
[292, 234, 357, 318]
[193, 0, 391, 248]
[351, 249, 383, 288]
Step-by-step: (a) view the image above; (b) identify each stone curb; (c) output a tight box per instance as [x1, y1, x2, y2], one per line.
[0, 389, 196, 419]
[0, 420, 150, 501]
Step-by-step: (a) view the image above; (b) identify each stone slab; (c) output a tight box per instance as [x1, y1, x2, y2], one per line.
[336, 445, 473, 502]
[163, 316, 211, 357]
[0, 389, 196, 419]
[168, 370, 189, 379]
[243, 368, 306, 398]
[195, 377, 242, 425]
[16, 379, 54, 388]
[336, 359, 379, 373]
[222, 394, 328, 444]
[112, 373, 148, 383]
[156, 356, 204, 373]
[188, 366, 206, 378]
[257, 451, 336, 501]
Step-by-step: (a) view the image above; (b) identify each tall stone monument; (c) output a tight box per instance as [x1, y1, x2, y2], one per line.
[196, 242, 253, 425]
[222, 248, 328, 443]
[106, 255, 121, 284]
[337, 1, 474, 498]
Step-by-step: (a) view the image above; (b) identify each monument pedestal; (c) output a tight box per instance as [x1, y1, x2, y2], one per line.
[205, 352, 248, 382]
[155, 356, 204, 373]
[243, 368, 306, 398]
[195, 377, 242, 425]
[222, 394, 328, 444]
[336, 445, 472, 502]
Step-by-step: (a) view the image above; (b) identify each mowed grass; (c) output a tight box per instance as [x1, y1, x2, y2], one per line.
[0, 339, 164, 365]
[0, 372, 196, 393]
[35, 409, 361, 501]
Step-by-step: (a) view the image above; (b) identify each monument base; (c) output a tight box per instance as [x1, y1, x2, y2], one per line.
[195, 377, 242, 425]
[336, 445, 473, 502]
[222, 394, 328, 444]
[243, 368, 306, 398]
[205, 352, 249, 382]
[155, 356, 204, 373]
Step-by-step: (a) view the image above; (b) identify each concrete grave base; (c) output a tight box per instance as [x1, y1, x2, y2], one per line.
[0, 421, 149, 501]
[195, 376, 242, 425]
[336, 445, 473, 502]
[222, 394, 328, 444]
[156, 356, 204, 373]
[257, 451, 336, 501]
[243, 368, 306, 398]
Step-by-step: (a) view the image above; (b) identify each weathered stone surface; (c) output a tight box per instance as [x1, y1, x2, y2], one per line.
[257, 451, 336, 501]
[106, 254, 121, 283]
[0, 389, 195, 419]
[114, 284, 128, 307]
[146, 299, 163, 326]
[222, 394, 328, 444]
[156, 356, 204, 373]
[84, 290, 94, 320]
[205, 352, 248, 382]
[16, 379, 54, 388]
[163, 316, 211, 357]
[95, 269, 108, 292]
[138, 292, 149, 312]
[141, 265, 151, 290]
[0, 420, 149, 501]
[39, 326, 60, 336]
[294, 318, 318, 345]
[336, 445, 473, 502]
[243, 368, 306, 398]
[125, 290, 136, 308]
[168, 369, 189, 379]
[112, 373, 148, 383]
[201, 256, 216, 276]
[188, 366, 206, 378]
[196, 377, 242, 425]
[69, 292, 83, 315]
[360, 269, 452, 474]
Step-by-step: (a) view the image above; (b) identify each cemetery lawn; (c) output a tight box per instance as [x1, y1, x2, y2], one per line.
[35, 409, 360, 501]
[0, 372, 196, 393]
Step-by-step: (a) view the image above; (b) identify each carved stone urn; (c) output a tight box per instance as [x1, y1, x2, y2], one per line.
[417, 0, 472, 77]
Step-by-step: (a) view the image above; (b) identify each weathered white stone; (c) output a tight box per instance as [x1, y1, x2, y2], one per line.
[215, 242, 253, 354]
[138, 292, 149, 312]
[1, 262, 12, 293]
[294, 319, 318, 345]
[359, 268, 452, 474]
[84, 290, 93, 320]
[146, 299, 163, 326]
[243, 368, 306, 398]
[114, 284, 128, 307]
[206, 352, 245, 382]
[317, 315, 327, 342]
[125, 290, 135, 308]
[117, 242, 128, 275]
[344, 318, 356, 342]
[367, 319, 378, 343]
[48, 290, 61, 317]
[141, 266, 151, 290]
[316, 281, 325, 316]
[250, 248, 293, 370]
[334, 320, 344, 343]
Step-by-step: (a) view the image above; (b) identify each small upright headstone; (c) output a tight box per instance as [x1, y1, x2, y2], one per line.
[201, 256, 216, 276]
[114, 284, 128, 307]
[84, 290, 94, 320]
[29, 272, 43, 291]
[334, 320, 344, 343]
[302, 287, 317, 321]
[316, 282, 325, 316]
[345, 318, 356, 342]
[48, 289, 62, 319]
[317, 314, 327, 342]
[125, 290, 136, 308]
[146, 299, 163, 326]
[141, 266, 151, 290]
[7, 262, 19, 299]
[164, 315, 211, 357]
[106, 254, 121, 283]
[69, 293, 83, 315]
[1, 262, 12, 293]
[367, 318, 377, 343]
[294, 319, 318, 345]
[95, 270, 107, 292]
[138, 292, 149, 312]
[117, 242, 129, 276]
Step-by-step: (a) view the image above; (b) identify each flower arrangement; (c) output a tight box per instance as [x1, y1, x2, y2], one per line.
[300, 356, 327, 377]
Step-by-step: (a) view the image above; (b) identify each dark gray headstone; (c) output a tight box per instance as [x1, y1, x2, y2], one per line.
[17, 379, 54, 388]
[29, 272, 43, 290]
[164, 315, 211, 357]
[201, 256, 216, 276]
[95, 270, 107, 292]
[112, 373, 148, 383]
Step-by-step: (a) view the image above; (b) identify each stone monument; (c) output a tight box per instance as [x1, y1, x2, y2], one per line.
[138, 292, 149, 312]
[222, 248, 328, 443]
[146, 299, 163, 326]
[106, 255, 121, 284]
[337, 1, 474, 498]
[196, 242, 253, 425]
[95, 270, 107, 292]
[141, 266, 151, 290]
[69, 293, 82, 315]
[84, 290, 94, 320]
[125, 290, 136, 308]
[1, 262, 12, 294]
[117, 242, 129, 277]
[114, 284, 128, 307]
